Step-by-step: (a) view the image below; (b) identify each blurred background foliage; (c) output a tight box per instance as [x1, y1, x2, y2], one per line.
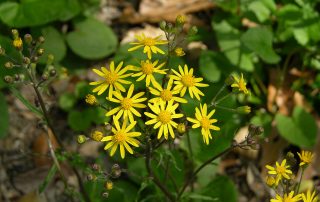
[0, 0, 319, 201]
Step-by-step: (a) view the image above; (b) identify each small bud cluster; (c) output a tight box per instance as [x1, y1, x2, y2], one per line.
[1, 29, 57, 87]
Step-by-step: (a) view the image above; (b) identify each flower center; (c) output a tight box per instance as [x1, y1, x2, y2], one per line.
[105, 71, 118, 84]
[181, 74, 194, 87]
[121, 98, 132, 110]
[158, 110, 171, 124]
[143, 38, 155, 46]
[276, 166, 286, 174]
[160, 89, 172, 101]
[141, 62, 154, 75]
[201, 117, 210, 130]
[302, 156, 311, 163]
[239, 80, 246, 91]
[113, 131, 126, 143]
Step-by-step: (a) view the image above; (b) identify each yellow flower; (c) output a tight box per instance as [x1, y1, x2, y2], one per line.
[187, 103, 220, 145]
[265, 176, 276, 187]
[301, 190, 319, 202]
[176, 14, 186, 24]
[128, 34, 168, 59]
[149, 78, 187, 104]
[174, 47, 185, 57]
[13, 37, 23, 50]
[85, 94, 98, 105]
[170, 64, 209, 100]
[91, 131, 104, 141]
[231, 73, 249, 94]
[177, 123, 186, 134]
[266, 159, 292, 185]
[271, 191, 302, 202]
[89, 61, 131, 99]
[106, 84, 147, 123]
[144, 101, 183, 139]
[131, 60, 167, 88]
[297, 151, 314, 167]
[101, 115, 141, 159]
[105, 181, 113, 190]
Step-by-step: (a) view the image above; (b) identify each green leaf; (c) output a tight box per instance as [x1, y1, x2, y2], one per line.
[275, 106, 317, 148]
[0, 0, 81, 27]
[9, 87, 43, 117]
[241, 27, 280, 64]
[75, 81, 91, 99]
[68, 109, 91, 131]
[58, 93, 76, 111]
[248, 1, 270, 23]
[39, 164, 57, 193]
[199, 175, 237, 202]
[293, 27, 309, 45]
[199, 51, 222, 82]
[213, 20, 254, 71]
[277, 4, 302, 22]
[66, 18, 118, 59]
[38, 26, 67, 63]
[0, 92, 9, 138]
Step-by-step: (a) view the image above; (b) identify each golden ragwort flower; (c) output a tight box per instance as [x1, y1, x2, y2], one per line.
[301, 190, 319, 202]
[131, 60, 167, 89]
[128, 34, 168, 59]
[171, 64, 208, 100]
[187, 103, 220, 145]
[90, 61, 131, 99]
[13, 37, 23, 50]
[106, 84, 147, 123]
[145, 100, 183, 140]
[85, 94, 98, 106]
[149, 78, 187, 104]
[231, 73, 249, 94]
[91, 130, 104, 141]
[297, 150, 314, 167]
[271, 191, 302, 202]
[266, 159, 292, 185]
[101, 115, 141, 159]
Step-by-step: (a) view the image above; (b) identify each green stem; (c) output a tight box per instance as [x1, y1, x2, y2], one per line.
[211, 92, 233, 107]
[296, 168, 305, 193]
[211, 84, 227, 106]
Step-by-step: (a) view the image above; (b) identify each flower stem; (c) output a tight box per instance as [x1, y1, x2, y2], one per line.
[296, 168, 305, 193]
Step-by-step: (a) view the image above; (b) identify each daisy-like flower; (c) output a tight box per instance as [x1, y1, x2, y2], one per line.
[106, 84, 147, 123]
[131, 60, 167, 89]
[271, 191, 302, 202]
[231, 73, 249, 94]
[187, 103, 220, 145]
[301, 190, 319, 202]
[149, 78, 187, 104]
[297, 150, 314, 167]
[101, 115, 141, 159]
[266, 159, 293, 185]
[128, 34, 168, 59]
[90, 61, 131, 99]
[144, 101, 184, 139]
[170, 64, 209, 100]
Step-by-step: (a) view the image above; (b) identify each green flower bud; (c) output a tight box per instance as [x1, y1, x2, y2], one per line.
[4, 75, 13, 83]
[38, 36, 45, 44]
[159, 21, 167, 30]
[24, 34, 33, 45]
[236, 106, 251, 114]
[11, 29, 19, 39]
[47, 54, 54, 65]
[4, 62, 14, 69]
[188, 26, 198, 35]
[37, 48, 44, 56]
[77, 135, 87, 144]
[23, 57, 31, 64]
[0, 46, 5, 55]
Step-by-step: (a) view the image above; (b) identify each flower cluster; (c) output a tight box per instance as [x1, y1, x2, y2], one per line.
[265, 150, 318, 202]
[85, 16, 251, 159]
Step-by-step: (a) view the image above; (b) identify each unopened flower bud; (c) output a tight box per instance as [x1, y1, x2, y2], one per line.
[77, 135, 87, 144]
[266, 176, 276, 187]
[49, 69, 56, 77]
[91, 130, 103, 141]
[4, 62, 14, 69]
[32, 56, 39, 62]
[111, 164, 121, 178]
[105, 180, 113, 190]
[23, 57, 30, 64]
[159, 21, 167, 30]
[11, 29, 19, 39]
[87, 174, 97, 181]
[174, 47, 185, 57]
[37, 48, 44, 56]
[38, 36, 45, 44]
[91, 164, 101, 171]
[0, 47, 5, 55]
[236, 106, 251, 114]
[4, 75, 14, 83]
[85, 94, 98, 106]
[286, 152, 298, 170]
[47, 54, 54, 65]
[24, 34, 32, 44]
[41, 72, 49, 81]
[188, 26, 198, 35]
[13, 38, 23, 50]
[14, 74, 20, 81]
[177, 123, 186, 134]
[176, 14, 186, 25]
[102, 192, 109, 198]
